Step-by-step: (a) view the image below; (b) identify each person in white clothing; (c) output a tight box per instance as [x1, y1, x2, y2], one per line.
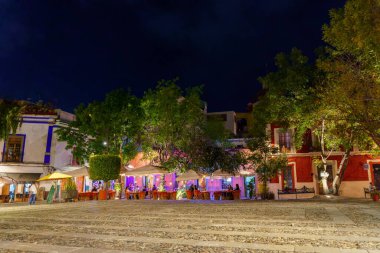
[29, 184, 37, 205]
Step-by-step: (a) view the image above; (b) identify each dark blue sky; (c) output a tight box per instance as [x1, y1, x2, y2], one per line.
[0, 0, 345, 112]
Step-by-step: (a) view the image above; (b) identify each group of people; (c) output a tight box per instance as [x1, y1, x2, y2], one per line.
[227, 184, 240, 191]
[188, 183, 240, 192]
[125, 183, 158, 192]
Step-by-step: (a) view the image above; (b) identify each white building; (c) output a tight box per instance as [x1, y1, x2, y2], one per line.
[0, 108, 76, 200]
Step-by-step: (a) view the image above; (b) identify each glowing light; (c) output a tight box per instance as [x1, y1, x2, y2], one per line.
[103, 141, 107, 146]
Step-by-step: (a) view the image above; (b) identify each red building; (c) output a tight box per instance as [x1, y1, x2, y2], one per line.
[268, 125, 379, 198]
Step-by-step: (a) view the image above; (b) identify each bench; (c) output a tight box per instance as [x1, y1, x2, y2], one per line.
[278, 186, 315, 199]
[364, 187, 372, 199]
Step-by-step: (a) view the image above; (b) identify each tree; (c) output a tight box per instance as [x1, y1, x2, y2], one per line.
[321, 0, 380, 148]
[252, 48, 372, 195]
[57, 89, 144, 164]
[0, 100, 24, 141]
[141, 78, 205, 169]
[247, 137, 288, 199]
[141, 78, 246, 174]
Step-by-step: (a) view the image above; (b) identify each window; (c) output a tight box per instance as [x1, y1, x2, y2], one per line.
[221, 178, 232, 190]
[283, 166, 293, 189]
[279, 130, 292, 152]
[4, 135, 24, 162]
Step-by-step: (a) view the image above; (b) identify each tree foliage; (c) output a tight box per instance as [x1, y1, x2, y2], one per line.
[57, 89, 144, 164]
[0, 100, 24, 141]
[252, 48, 319, 148]
[321, 0, 380, 148]
[140, 78, 245, 174]
[246, 137, 288, 196]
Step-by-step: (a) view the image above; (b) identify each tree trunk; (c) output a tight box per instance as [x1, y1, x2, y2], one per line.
[332, 148, 351, 195]
[105, 181, 109, 200]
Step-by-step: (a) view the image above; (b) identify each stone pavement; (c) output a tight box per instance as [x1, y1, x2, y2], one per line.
[0, 199, 380, 253]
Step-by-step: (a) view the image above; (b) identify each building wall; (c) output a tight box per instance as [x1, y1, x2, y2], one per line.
[50, 131, 74, 170]
[0, 121, 49, 163]
[0, 113, 74, 171]
[207, 111, 236, 136]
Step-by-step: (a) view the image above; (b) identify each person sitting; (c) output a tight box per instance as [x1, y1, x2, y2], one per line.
[194, 185, 198, 191]
[152, 184, 157, 191]
[228, 184, 233, 191]
[91, 186, 98, 192]
[125, 187, 132, 199]
[235, 184, 240, 191]
[142, 185, 148, 196]
[189, 184, 195, 192]
[369, 182, 376, 192]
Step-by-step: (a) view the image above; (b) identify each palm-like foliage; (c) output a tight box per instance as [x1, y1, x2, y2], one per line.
[0, 100, 24, 141]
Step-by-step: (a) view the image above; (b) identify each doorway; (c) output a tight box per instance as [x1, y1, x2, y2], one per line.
[244, 176, 255, 199]
[373, 164, 380, 189]
[317, 164, 334, 194]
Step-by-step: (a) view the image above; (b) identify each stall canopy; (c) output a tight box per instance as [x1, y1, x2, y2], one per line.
[0, 173, 41, 183]
[176, 170, 205, 181]
[0, 175, 15, 184]
[122, 165, 167, 176]
[64, 167, 89, 177]
[37, 172, 72, 181]
[211, 169, 235, 178]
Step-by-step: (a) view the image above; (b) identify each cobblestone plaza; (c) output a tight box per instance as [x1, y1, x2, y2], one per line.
[0, 199, 380, 253]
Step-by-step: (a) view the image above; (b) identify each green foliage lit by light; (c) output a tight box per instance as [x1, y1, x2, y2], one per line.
[89, 155, 121, 182]
[57, 89, 144, 164]
[0, 100, 25, 141]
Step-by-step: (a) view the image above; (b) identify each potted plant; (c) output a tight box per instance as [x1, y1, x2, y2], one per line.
[62, 178, 78, 201]
[371, 190, 380, 201]
[89, 154, 121, 200]
[248, 179, 255, 199]
[114, 182, 121, 199]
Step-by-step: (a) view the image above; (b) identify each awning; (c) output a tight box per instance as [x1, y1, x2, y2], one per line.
[211, 169, 235, 178]
[64, 167, 89, 177]
[1, 173, 42, 183]
[37, 172, 72, 181]
[176, 170, 205, 181]
[122, 165, 167, 176]
[0, 163, 46, 174]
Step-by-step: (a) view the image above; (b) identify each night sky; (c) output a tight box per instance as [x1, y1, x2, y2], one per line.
[0, 0, 345, 113]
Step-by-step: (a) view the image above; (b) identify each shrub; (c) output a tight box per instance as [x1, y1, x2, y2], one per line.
[89, 155, 121, 182]
[65, 178, 77, 191]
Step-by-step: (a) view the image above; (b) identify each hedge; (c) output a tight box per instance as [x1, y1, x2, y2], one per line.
[89, 155, 121, 182]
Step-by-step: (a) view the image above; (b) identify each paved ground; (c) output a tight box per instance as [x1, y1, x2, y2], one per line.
[0, 198, 380, 253]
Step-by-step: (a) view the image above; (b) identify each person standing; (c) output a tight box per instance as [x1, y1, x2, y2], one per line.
[29, 184, 37, 205]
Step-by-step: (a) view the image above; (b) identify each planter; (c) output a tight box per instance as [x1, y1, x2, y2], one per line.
[152, 191, 158, 200]
[98, 190, 107, 200]
[232, 190, 240, 200]
[62, 190, 78, 201]
[213, 191, 221, 200]
[202, 192, 210, 200]
[160, 192, 168, 200]
[170, 191, 177, 200]
[186, 190, 193, 200]
[194, 190, 201, 199]
[139, 191, 146, 200]
[108, 190, 116, 200]
[373, 194, 379, 201]
[125, 191, 130, 200]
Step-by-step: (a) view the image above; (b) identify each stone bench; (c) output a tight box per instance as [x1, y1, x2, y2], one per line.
[277, 186, 315, 200]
